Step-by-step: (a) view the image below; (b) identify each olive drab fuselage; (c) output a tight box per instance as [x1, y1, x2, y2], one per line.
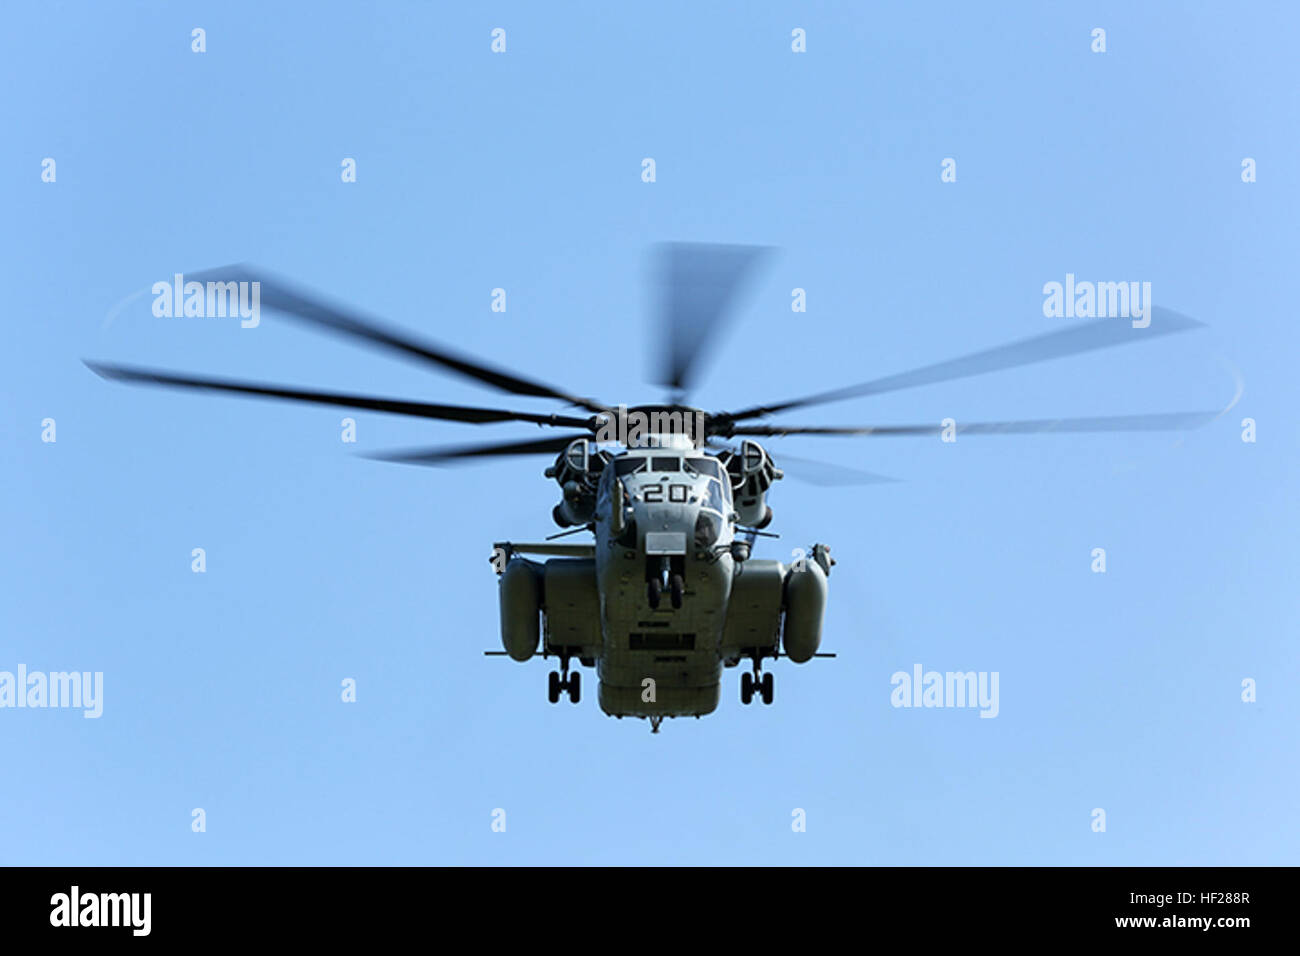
[495, 430, 832, 728]
[592, 442, 737, 718]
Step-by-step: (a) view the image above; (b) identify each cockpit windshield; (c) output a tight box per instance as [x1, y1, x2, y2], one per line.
[685, 457, 730, 509]
[613, 453, 729, 512]
[684, 457, 721, 480]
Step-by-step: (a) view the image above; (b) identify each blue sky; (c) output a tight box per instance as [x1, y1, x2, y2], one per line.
[2, 1, 1296, 865]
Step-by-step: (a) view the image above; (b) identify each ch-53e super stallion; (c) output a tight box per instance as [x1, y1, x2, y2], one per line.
[86, 244, 1219, 732]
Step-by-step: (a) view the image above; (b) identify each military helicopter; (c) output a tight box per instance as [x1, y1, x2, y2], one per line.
[86, 244, 1220, 732]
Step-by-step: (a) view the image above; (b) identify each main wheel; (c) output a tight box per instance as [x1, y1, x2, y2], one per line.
[740, 671, 754, 705]
[760, 672, 774, 705]
[647, 577, 661, 609]
[568, 670, 581, 704]
[547, 671, 561, 704]
[669, 573, 684, 609]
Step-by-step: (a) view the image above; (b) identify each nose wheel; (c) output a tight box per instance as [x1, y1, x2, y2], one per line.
[646, 561, 685, 610]
[547, 661, 581, 704]
[740, 667, 774, 705]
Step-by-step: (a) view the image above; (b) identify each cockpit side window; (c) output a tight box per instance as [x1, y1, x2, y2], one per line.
[614, 457, 646, 477]
[703, 479, 725, 514]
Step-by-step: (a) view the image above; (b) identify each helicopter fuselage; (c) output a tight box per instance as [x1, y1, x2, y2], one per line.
[496, 433, 833, 726]
[592, 440, 737, 718]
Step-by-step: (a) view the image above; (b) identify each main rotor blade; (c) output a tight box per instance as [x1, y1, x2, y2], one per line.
[708, 440, 896, 485]
[729, 410, 1220, 438]
[187, 264, 608, 413]
[84, 362, 594, 428]
[770, 451, 899, 486]
[718, 308, 1204, 422]
[366, 433, 587, 466]
[653, 243, 771, 396]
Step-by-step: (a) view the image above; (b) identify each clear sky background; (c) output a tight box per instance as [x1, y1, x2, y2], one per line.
[2, 2, 1297, 865]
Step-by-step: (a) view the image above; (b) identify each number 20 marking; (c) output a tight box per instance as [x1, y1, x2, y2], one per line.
[643, 484, 689, 503]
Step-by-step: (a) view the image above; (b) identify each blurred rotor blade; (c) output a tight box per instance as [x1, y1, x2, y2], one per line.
[708, 440, 896, 485]
[718, 308, 1204, 422]
[84, 362, 594, 428]
[653, 243, 772, 395]
[769, 451, 899, 486]
[729, 410, 1220, 438]
[365, 433, 588, 466]
[187, 264, 608, 413]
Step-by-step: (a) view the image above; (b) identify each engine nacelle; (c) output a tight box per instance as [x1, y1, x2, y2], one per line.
[782, 547, 831, 663]
[499, 559, 543, 661]
[546, 439, 602, 526]
[721, 439, 782, 527]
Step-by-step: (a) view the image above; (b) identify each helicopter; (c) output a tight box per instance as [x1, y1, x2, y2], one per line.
[86, 244, 1221, 733]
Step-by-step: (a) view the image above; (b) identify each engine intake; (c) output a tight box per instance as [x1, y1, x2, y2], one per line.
[720, 439, 782, 527]
[546, 439, 603, 526]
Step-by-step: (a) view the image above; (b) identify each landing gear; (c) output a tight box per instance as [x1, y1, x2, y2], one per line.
[548, 656, 581, 704]
[740, 659, 774, 706]
[649, 715, 664, 734]
[646, 557, 685, 610]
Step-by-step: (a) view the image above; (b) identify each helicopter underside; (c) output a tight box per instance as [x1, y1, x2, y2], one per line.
[592, 546, 737, 719]
[498, 530, 830, 727]
[527, 553, 794, 720]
